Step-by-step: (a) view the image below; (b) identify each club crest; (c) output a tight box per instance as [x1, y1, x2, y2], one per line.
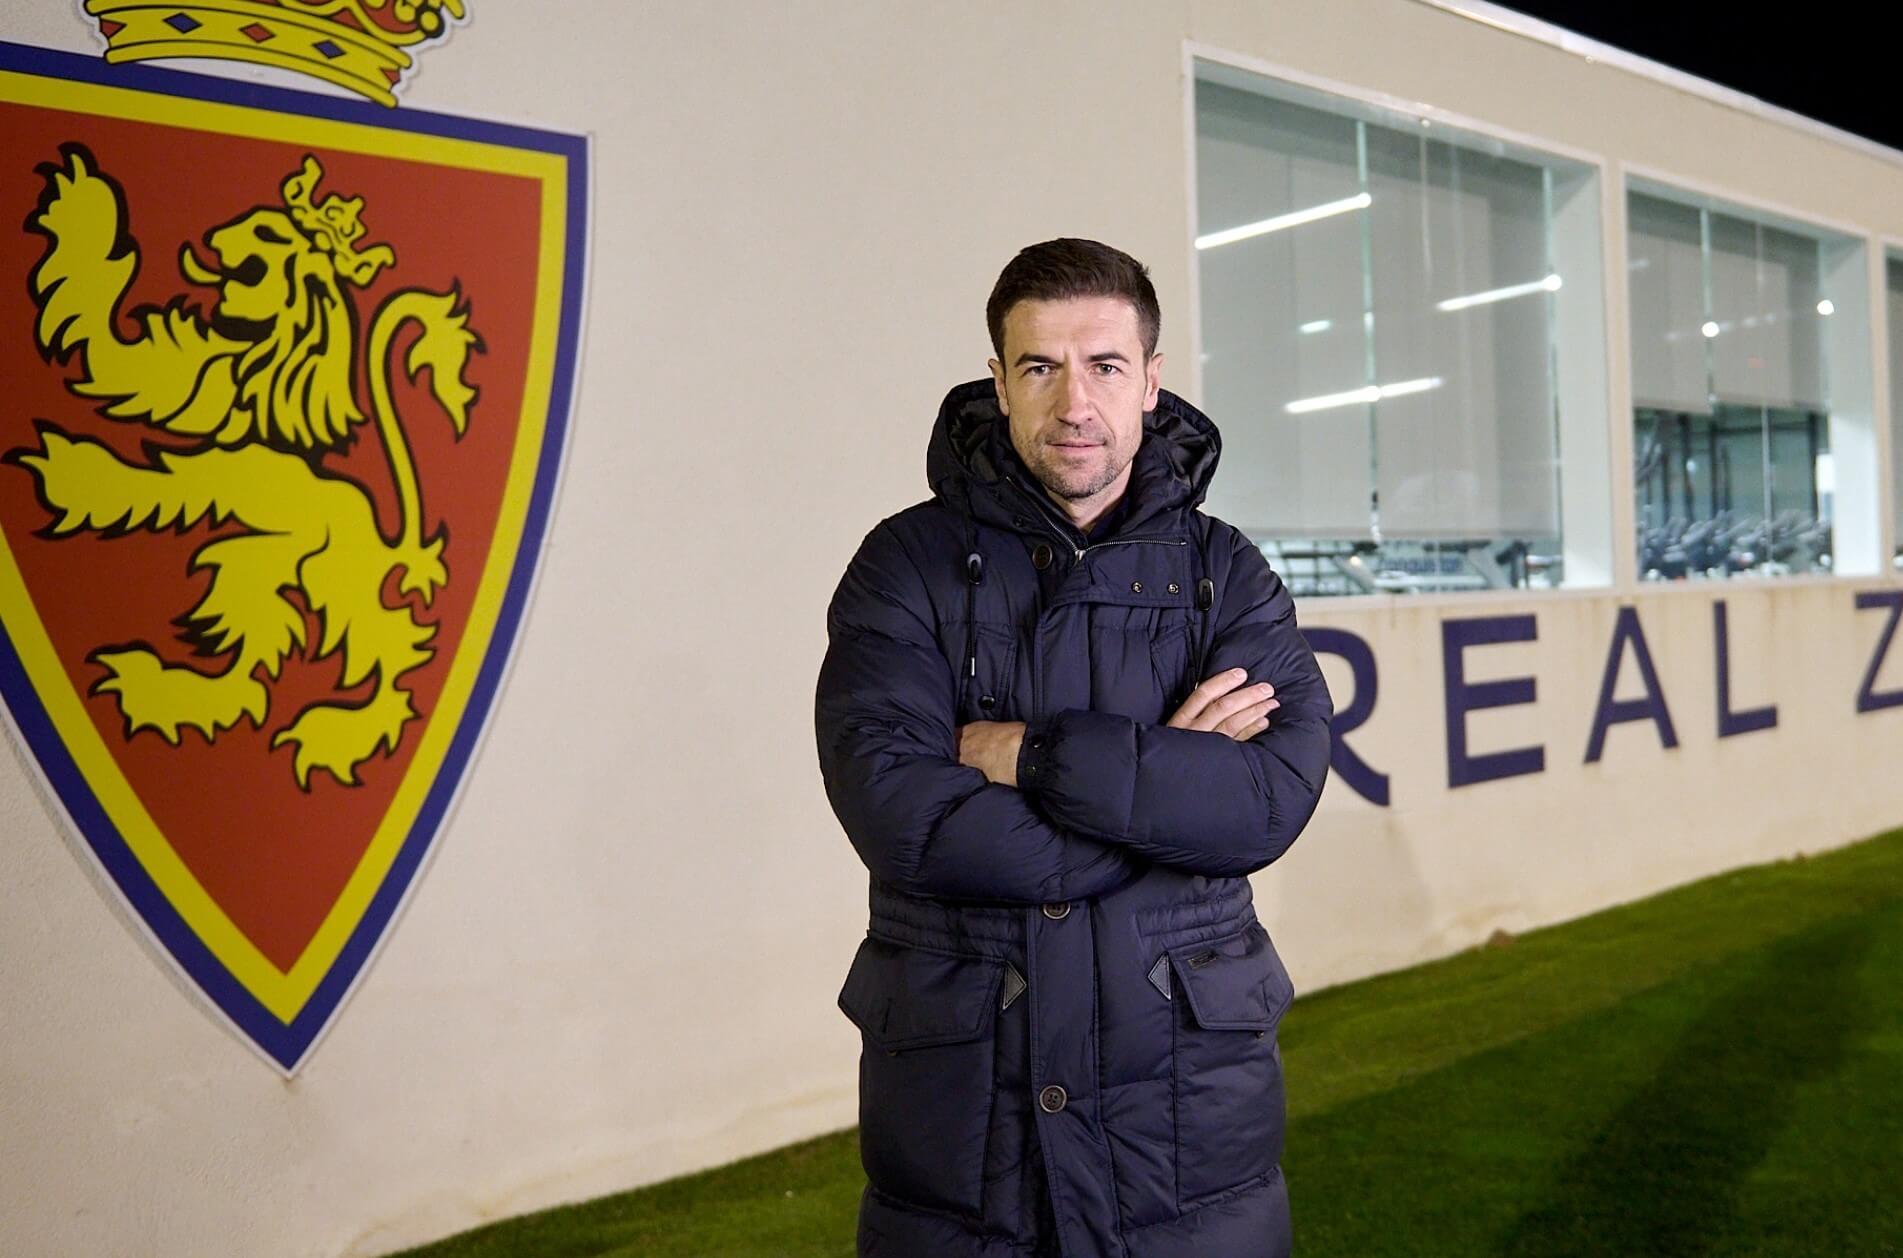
[0, 41, 586, 1072]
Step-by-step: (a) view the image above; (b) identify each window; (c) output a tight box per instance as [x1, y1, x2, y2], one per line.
[1628, 186, 1870, 580]
[1192, 62, 1609, 597]
[1889, 253, 1903, 567]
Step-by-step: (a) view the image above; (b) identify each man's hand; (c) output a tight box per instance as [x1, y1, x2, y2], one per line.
[1167, 668, 1279, 740]
[958, 671, 1273, 788]
[958, 720, 1025, 787]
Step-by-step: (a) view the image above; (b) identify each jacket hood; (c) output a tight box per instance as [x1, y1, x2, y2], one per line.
[926, 378, 1222, 539]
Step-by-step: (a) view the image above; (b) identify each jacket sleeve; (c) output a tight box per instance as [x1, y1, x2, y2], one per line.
[815, 520, 1145, 903]
[1014, 525, 1333, 878]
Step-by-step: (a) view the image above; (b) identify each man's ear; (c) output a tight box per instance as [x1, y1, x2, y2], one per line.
[988, 357, 1010, 416]
[1143, 351, 1164, 412]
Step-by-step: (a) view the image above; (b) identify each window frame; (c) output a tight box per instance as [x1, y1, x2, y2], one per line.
[1624, 164, 1885, 581]
[1181, 38, 1899, 605]
[1182, 40, 1618, 606]
[1881, 238, 1903, 570]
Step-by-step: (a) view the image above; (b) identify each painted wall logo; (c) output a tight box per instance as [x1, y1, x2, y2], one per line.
[25, 150, 474, 789]
[83, 0, 467, 106]
[0, 42, 586, 1072]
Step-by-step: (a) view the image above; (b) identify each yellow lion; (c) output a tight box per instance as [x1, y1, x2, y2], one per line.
[14, 146, 480, 788]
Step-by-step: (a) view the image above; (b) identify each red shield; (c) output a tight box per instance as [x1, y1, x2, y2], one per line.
[0, 42, 586, 1071]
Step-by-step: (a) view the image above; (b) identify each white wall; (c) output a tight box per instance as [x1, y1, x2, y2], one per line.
[3, 4, 1902, 1256]
[1289, 581, 1903, 986]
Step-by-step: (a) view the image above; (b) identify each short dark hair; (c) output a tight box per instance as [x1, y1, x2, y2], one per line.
[986, 238, 1161, 360]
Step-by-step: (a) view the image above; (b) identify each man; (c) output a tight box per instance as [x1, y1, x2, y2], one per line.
[816, 238, 1333, 1258]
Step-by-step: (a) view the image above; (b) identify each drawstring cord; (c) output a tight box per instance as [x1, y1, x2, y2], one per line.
[962, 486, 983, 702]
[1190, 515, 1216, 686]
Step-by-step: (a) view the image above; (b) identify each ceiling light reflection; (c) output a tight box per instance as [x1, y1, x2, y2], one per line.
[1436, 273, 1562, 312]
[1195, 192, 1373, 250]
[1285, 376, 1444, 415]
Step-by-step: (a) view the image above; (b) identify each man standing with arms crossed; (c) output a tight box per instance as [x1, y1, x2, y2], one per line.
[817, 238, 1333, 1257]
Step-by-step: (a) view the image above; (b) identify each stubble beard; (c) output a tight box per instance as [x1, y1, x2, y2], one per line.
[1026, 443, 1132, 504]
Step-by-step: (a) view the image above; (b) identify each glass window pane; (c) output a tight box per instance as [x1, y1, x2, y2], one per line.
[1888, 255, 1903, 563]
[1761, 226, 1825, 410]
[1194, 65, 1599, 597]
[1716, 404, 1768, 531]
[1708, 211, 1763, 406]
[1628, 194, 1711, 413]
[1629, 184, 1847, 582]
[1364, 134, 1558, 542]
[1195, 83, 1369, 538]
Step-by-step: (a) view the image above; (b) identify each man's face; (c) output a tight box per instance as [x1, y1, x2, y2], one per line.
[988, 295, 1163, 522]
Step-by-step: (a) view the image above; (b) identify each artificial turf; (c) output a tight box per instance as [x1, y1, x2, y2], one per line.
[392, 827, 1903, 1257]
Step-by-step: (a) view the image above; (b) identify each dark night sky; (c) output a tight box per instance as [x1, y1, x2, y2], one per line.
[1491, 3, 1903, 153]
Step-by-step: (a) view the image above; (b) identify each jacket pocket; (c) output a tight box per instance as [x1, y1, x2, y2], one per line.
[1149, 618, 1194, 718]
[1166, 922, 1294, 1205]
[838, 934, 1003, 1218]
[956, 623, 1020, 724]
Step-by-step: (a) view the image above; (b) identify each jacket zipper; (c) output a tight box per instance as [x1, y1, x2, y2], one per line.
[1074, 536, 1187, 559]
[1006, 474, 1086, 550]
[1004, 474, 1188, 560]
[1004, 475, 1189, 718]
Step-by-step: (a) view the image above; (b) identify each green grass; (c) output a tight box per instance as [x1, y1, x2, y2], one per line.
[394, 829, 1903, 1257]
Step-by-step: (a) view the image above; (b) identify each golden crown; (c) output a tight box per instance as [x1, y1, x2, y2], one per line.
[83, 0, 467, 108]
[281, 156, 396, 286]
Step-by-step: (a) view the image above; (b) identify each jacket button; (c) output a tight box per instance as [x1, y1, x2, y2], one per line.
[1131, 581, 1144, 593]
[1168, 582, 1181, 594]
[1038, 1084, 1068, 1114]
[1042, 901, 1070, 920]
[1032, 542, 1054, 570]
[979, 695, 996, 710]
[1028, 735, 1046, 750]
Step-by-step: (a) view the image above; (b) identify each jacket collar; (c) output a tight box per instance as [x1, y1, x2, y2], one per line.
[925, 378, 1222, 543]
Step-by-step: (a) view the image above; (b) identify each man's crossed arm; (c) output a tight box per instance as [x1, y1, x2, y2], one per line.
[955, 668, 1281, 786]
[815, 520, 1333, 904]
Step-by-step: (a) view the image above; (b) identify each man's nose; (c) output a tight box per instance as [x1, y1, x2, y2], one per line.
[1056, 367, 1093, 423]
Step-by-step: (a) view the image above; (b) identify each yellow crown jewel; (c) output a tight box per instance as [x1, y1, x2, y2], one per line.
[282, 156, 396, 287]
[83, 0, 468, 108]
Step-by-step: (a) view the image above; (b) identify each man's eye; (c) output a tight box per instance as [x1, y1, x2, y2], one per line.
[1026, 364, 1053, 376]
[1094, 362, 1121, 376]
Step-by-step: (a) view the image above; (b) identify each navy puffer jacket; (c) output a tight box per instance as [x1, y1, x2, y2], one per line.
[816, 379, 1333, 1257]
